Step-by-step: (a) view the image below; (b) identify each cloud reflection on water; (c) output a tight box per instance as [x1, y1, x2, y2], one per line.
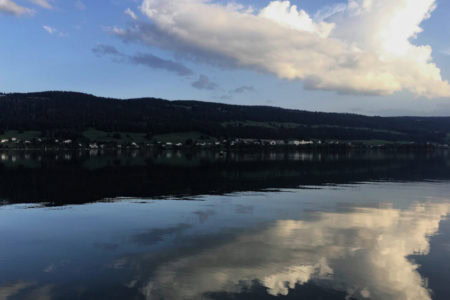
[130, 202, 450, 300]
[1, 198, 449, 300]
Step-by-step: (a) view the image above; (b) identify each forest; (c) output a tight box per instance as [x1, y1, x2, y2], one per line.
[1, 91, 450, 143]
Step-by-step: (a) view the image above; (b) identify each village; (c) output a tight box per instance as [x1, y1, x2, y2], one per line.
[0, 135, 448, 151]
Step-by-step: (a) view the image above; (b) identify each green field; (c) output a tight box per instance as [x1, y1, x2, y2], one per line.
[222, 121, 406, 136]
[310, 125, 405, 136]
[222, 121, 301, 129]
[83, 130, 208, 144]
[153, 131, 208, 143]
[0, 130, 41, 140]
[83, 129, 148, 143]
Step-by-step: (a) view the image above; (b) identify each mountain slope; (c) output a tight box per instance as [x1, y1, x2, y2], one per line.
[0, 91, 449, 143]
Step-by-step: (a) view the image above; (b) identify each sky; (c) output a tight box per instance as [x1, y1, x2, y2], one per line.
[1, 0, 450, 116]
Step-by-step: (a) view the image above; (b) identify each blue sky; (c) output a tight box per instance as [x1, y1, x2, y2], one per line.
[1, 0, 450, 116]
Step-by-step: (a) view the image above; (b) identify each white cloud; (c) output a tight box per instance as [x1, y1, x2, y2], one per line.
[126, 202, 450, 300]
[0, 0, 33, 16]
[43, 25, 56, 34]
[260, 1, 335, 38]
[43, 25, 65, 37]
[124, 8, 138, 20]
[113, 0, 450, 98]
[28, 0, 52, 9]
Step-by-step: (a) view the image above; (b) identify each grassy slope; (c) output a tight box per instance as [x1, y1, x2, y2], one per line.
[153, 131, 208, 143]
[0, 130, 41, 140]
[83, 129, 148, 143]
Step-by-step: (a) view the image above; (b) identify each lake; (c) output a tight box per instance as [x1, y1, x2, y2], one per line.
[1, 150, 450, 300]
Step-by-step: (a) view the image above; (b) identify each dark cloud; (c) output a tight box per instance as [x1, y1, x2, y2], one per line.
[92, 44, 122, 56]
[219, 94, 232, 100]
[220, 85, 255, 100]
[92, 44, 193, 77]
[130, 53, 193, 76]
[231, 86, 255, 94]
[192, 75, 218, 90]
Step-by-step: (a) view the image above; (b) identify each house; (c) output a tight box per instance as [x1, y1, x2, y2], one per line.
[289, 140, 313, 146]
[0, 139, 8, 144]
[63, 140, 72, 144]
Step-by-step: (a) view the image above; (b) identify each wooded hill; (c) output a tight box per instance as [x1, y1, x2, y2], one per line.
[1, 91, 449, 143]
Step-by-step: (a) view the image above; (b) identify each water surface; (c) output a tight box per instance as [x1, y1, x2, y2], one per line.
[1, 150, 450, 299]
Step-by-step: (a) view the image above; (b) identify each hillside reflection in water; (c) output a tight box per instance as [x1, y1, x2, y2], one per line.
[0, 150, 450, 299]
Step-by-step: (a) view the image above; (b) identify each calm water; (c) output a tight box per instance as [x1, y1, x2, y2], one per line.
[1, 150, 450, 300]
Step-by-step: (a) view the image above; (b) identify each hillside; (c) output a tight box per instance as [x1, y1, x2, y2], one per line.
[1, 91, 450, 144]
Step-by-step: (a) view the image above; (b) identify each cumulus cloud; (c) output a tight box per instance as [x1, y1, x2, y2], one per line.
[0, 0, 32, 16]
[124, 8, 138, 20]
[124, 202, 450, 300]
[113, 0, 450, 98]
[191, 75, 218, 90]
[92, 44, 193, 76]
